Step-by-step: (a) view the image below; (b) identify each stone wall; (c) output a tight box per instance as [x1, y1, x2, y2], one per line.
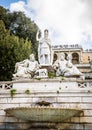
[82, 52, 92, 64]
[0, 79, 92, 130]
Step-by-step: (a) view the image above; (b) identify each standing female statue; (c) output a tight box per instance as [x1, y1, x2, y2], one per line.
[36, 29, 52, 65]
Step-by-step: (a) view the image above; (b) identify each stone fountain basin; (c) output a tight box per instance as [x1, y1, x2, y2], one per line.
[5, 107, 83, 122]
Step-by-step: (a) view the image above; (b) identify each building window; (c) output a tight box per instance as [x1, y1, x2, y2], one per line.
[72, 53, 79, 64]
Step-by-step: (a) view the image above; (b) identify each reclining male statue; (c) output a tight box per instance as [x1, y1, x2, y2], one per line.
[13, 54, 48, 79]
[53, 53, 84, 78]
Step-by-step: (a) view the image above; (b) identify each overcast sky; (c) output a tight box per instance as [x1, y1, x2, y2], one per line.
[1, 0, 92, 49]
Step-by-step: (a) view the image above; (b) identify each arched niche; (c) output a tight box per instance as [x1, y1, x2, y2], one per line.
[72, 53, 79, 64]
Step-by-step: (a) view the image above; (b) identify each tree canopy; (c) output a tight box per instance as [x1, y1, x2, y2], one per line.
[0, 6, 41, 80]
[0, 15, 33, 80]
[0, 6, 39, 54]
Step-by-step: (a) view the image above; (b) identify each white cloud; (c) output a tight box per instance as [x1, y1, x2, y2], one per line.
[9, 0, 92, 49]
[9, 1, 31, 17]
[10, 1, 25, 12]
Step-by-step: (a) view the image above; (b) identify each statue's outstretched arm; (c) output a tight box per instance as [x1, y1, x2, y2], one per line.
[36, 30, 41, 41]
[17, 59, 28, 65]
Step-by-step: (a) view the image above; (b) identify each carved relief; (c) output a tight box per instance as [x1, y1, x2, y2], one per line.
[78, 82, 87, 88]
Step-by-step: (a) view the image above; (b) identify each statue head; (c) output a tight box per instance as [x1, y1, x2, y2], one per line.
[67, 53, 72, 61]
[59, 53, 65, 61]
[44, 29, 49, 39]
[29, 54, 35, 62]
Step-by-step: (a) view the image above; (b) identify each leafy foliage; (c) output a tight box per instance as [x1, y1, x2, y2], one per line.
[0, 6, 39, 57]
[0, 5, 40, 80]
[10, 89, 17, 98]
[0, 6, 9, 29]
[0, 20, 31, 81]
[25, 89, 30, 94]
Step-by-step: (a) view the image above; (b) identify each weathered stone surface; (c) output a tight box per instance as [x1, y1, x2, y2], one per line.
[0, 80, 92, 130]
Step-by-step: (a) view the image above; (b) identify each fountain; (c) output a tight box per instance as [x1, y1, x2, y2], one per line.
[4, 30, 85, 129]
[5, 100, 83, 123]
[5, 106, 83, 123]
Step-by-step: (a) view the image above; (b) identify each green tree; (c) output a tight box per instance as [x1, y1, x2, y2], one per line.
[0, 6, 10, 30]
[0, 6, 39, 58]
[0, 20, 31, 81]
[8, 11, 38, 57]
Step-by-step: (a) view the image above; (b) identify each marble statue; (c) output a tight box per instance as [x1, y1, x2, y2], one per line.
[13, 29, 84, 80]
[13, 54, 39, 79]
[34, 68, 48, 78]
[36, 29, 52, 65]
[53, 53, 83, 77]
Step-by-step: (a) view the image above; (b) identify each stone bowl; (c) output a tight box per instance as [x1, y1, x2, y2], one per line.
[5, 107, 83, 122]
